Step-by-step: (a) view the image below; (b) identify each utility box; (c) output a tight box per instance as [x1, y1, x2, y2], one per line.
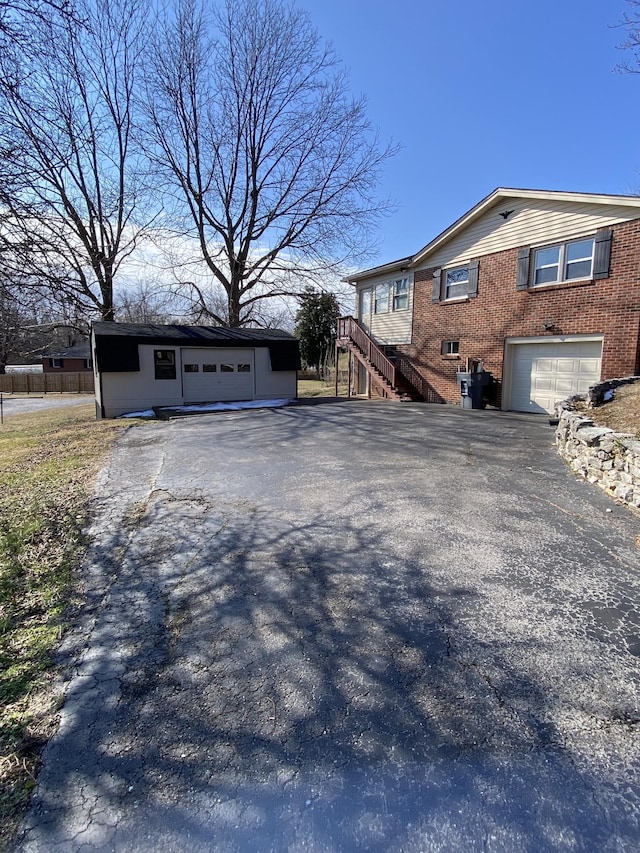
[457, 371, 473, 409]
[456, 370, 490, 409]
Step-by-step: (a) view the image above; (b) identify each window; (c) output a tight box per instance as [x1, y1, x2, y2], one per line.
[184, 364, 199, 373]
[221, 363, 234, 372]
[203, 363, 216, 373]
[392, 278, 409, 311]
[83, 359, 92, 369]
[237, 363, 251, 372]
[444, 266, 469, 300]
[532, 238, 594, 286]
[49, 357, 63, 368]
[433, 260, 479, 303]
[442, 340, 460, 356]
[154, 349, 176, 380]
[374, 282, 389, 314]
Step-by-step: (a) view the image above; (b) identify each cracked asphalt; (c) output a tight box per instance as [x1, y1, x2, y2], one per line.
[15, 400, 640, 852]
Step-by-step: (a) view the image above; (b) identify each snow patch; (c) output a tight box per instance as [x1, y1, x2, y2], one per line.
[172, 398, 290, 413]
[119, 409, 157, 419]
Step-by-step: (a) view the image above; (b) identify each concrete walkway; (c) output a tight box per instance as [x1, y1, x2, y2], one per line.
[16, 401, 640, 851]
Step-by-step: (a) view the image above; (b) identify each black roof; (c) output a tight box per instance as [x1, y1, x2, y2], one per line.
[92, 322, 295, 343]
[92, 322, 300, 373]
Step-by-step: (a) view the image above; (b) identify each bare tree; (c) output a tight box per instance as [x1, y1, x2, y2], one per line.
[115, 280, 196, 325]
[0, 0, 78, 51]
[618, 0, 640, 73]
[0, 0, 149, 321]
[143, 0, 395, 327]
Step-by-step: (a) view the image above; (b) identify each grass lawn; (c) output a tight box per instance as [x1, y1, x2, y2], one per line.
[0, 404, 129, 851]
[297, 378, 348, 397]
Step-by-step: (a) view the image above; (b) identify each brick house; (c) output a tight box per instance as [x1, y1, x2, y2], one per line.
[42, 342, 93, 373]
[339, 188, 640, 414]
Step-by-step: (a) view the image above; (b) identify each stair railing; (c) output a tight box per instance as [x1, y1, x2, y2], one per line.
[338, 316, 395, 388]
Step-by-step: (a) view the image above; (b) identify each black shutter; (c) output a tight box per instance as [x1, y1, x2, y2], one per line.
[432, 269, 441, 302]
[593, 228, 612, 280]
[467, 260, 479, 298]
[516, 247, 530, 290]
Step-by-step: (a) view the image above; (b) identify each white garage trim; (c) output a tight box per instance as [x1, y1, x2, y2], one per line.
[503, 335, 603, 414]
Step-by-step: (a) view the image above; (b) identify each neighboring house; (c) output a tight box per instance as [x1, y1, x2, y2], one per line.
[42, 343, 92, 373]
[91, 322, 300, 418]
[5, 364, 43, 374]
[341, 188, 640, 414]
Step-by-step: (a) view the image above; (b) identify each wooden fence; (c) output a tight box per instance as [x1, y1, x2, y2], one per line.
[0, 372, 95, 394]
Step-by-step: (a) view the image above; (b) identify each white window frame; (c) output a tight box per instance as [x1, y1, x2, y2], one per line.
[444, 266, 469, 301]
[442, 340, 460, 356]
[359, 287, 372, 322]
[374, 282, 389, 314]
[392, 278, 409, 311]
[532, 237, 594, 287]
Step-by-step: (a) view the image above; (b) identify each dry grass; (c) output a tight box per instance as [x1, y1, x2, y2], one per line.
[0, 404, 131, 851]
[297, 378, 348, 397]
[582, 382, 640, 439]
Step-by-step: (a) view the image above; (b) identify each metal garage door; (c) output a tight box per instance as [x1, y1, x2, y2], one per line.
[509, 339, 602, 414]
[181, 348, 255, 403]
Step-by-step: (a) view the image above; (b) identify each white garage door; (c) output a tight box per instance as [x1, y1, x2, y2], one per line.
[509, 339, 602, 414]
[181, 348, 255, 403]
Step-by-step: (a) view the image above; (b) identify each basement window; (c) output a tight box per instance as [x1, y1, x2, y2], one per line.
[442, 340, 460, 356]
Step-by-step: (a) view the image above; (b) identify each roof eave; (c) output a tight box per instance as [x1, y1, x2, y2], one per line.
[411, 187, 640, 267]
[342, 255, 414, 285]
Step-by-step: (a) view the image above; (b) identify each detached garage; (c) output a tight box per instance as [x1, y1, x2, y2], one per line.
[504, 336, 603, 414]
[91, 322, 300, 419]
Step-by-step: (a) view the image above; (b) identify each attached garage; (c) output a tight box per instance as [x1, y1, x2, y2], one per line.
[91, 322, 300, 419]
[504, 336, 603, 414]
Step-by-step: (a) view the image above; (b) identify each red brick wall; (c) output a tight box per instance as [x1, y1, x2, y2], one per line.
[43, 357, 92, 373]
[401, 218, 640, 406]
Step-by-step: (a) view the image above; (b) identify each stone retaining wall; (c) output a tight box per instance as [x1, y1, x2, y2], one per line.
[555, 377, 640, 512]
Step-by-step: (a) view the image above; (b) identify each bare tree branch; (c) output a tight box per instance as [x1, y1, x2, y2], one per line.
[142, 0, 396, 327]
[616, 1, 640, 73]
[0, 0, 151, 321]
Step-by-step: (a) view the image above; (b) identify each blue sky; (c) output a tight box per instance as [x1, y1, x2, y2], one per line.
[301, 0, 640, 266]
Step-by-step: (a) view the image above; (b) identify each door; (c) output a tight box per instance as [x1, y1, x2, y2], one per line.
[509, 339, 602, 414]
[181, 348, 255, 403]
[359, 288, 372, 332]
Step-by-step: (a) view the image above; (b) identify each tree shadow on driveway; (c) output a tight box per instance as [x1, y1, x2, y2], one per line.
[19, 491, 640, 851]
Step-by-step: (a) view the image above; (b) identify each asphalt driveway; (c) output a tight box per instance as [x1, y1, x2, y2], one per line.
[16, 400, 640, 851]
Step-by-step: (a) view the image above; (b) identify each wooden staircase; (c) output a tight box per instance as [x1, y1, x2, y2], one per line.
[337, 316, 424, 401]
